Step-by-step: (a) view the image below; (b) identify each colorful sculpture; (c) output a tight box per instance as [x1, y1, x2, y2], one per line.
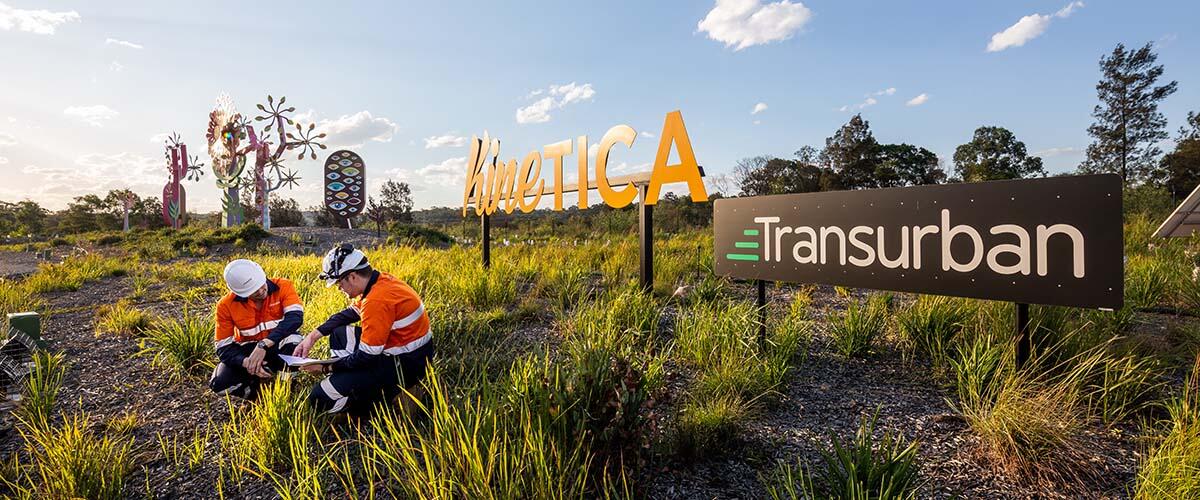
[323, 150, 366, 227]
[120, 191, 135, 232]
[161, 132, 204, 229]
[206, 93, 323, 229]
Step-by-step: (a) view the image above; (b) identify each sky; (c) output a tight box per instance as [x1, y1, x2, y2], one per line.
[0, 0, 1197, 212]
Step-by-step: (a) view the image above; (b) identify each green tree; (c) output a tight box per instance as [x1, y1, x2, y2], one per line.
[1078, 42, 1178, 185]
[57, 195, 118, 234]
[876, 144, 945, 187]
[12, 201, 47, 235]
[953, 126, 1046, 182]
[268, 197, 304, 227]
[735, 156, 826, 196]
[821, 114, 881, 189]
[379, 180, 414, 223]
[1180, 111, 1200, 142]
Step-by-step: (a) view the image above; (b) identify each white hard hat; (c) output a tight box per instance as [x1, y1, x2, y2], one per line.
[223, 259, 267, 298]
[319, 244, 370, 287]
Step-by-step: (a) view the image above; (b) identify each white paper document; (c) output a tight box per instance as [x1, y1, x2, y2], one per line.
[278, 354, 338, 366]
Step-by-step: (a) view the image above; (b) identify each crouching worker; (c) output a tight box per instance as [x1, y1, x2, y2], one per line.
[293, 244, 434, 415]
[209, 259, 305, 400]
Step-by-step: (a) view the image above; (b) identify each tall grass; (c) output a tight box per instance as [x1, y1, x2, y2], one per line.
[17, 351, 67, 429]
[896, 295, 975, 375]
[14, 412, 136, 500]
[9, 351, 135, 500]
[217, 379, 324, 496]
[362, 372, 594, 499]
[829, 294, 891, 358]
[22, 254, 128, 293]
[139, 312, 214, 377]
[1135, 354, 1200, 499]
[94, 299, 154, 336]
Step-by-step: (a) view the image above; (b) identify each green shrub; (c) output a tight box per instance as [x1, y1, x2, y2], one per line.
[138, 313, 214, 377]
[94, 300, 153, 336]
[673, 394, 747, 459]
[388, 223, 454, 247]
[22, 254, 127, 293]
[829, 294, 891, 358]
[812, 410, 920, 499]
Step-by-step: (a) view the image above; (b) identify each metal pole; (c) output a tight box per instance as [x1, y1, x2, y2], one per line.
[481, 212, 491, 269]
[1015, 302, 1031, 367]
[639, 184, 653, 293]
[757, 279, 767, 347]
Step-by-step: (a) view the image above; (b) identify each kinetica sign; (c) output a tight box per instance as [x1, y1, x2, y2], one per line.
[713, 174, 1124, 309]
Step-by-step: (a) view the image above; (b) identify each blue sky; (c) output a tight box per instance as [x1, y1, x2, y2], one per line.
[1, 0, 1197, 212]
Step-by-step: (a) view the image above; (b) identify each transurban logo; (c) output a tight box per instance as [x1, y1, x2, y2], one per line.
[726, 209, 1086, 278]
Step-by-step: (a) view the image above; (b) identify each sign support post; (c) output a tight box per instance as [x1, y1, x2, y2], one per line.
[481, 212, 491, 269]
[1015, 303, 1031, 367]
[639, 184, 653, 293]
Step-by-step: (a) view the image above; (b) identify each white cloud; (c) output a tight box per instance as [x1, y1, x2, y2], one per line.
[639, 131, 656, 139]
[906, 93, 929, 106]
[0, 3, 79, 34]
[0, 132, 16, 147]
[294, 110, 400, 149]
[63, 105, 119, 127]
[751, 102, 768, 114]
[413, 156, 467, 187]
[0, 157, 7, 165]
[987, 1, 1083, 52]
[150, 132, 171, 144]
[753, 120, 762, 125]
[424, 134, 467, 149]
[109, 60, 124, 72]
[839, 87, 897, 111]
[516, 97, 555, 124]
[1032, 147, 1080, 157]
[515, 82, 596, 124]
[698, 0, 813, 51]
[105, 37, 143, 49]
[17, 153, 164, 205]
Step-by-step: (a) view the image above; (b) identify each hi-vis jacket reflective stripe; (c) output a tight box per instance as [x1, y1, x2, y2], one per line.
[317, 271, 431, 372]
[214, 278, 304, 367]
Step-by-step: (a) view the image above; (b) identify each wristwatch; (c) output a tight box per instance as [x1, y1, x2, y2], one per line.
[256, 339, 274, 350]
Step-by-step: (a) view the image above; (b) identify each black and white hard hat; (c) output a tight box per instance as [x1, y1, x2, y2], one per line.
[319, 243, 370, 286]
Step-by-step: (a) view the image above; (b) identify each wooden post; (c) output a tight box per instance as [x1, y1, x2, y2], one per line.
[1015, 302, 1031, 367]
[639, 184, 653, 293]
[757, 279, 767, 347]
[481, 212, 491, 269]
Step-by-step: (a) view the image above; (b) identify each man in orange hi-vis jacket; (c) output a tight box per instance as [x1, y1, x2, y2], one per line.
[293, 244, 434, 415]
[209, 259, 305, 400]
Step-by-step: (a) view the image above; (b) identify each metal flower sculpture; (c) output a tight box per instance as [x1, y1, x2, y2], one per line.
[207, 94, 248, 226]
[207, 93, 322, 228]
[161, 132, 204, 229]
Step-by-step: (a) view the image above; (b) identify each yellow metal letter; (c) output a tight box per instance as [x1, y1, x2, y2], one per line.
[646, 110, 707, 205]
[500, 158, 519, 214]
[543, 140, 572, 211]
[463, 134, 489, 217]
[596, 125, 637, 208]
[517, 150, 544, 213]
[577, 136, 588, 209]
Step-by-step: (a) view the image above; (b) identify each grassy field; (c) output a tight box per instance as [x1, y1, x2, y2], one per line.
[1, 218, 1199, 499]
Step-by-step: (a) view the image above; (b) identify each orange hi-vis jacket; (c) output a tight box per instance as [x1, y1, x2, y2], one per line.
[214, 278, 304, 366]
[317, 271, 431, 372]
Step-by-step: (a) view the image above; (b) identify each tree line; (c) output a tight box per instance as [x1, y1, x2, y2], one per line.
[736, 42, 1197, 201]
